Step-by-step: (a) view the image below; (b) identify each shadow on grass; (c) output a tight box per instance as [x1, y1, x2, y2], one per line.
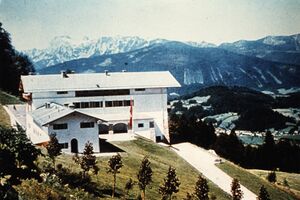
[99, 139, 124, 153]
[56, 165, 123, 198]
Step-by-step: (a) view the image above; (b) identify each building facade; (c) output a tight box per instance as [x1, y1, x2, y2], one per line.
[21, 71, 180, 153]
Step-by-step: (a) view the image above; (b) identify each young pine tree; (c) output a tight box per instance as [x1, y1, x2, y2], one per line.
[266, 171, 276, 183]
[231, 178, 243, 200]
[125, 178, 134, 198]
[137, 156, 153, 200]
[107, 153, 123, 198]
[74, 141, 99, 178]
[46, 133, 62, 169]
[194, 175, 209, 200]
[258, 185, 271, 200]
[159, 166, 181, 200]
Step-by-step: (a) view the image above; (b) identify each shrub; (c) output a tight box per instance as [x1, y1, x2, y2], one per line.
[266, 171, 276, 183]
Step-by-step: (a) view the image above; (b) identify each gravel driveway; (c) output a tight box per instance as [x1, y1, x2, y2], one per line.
[172, 142, 257, 200]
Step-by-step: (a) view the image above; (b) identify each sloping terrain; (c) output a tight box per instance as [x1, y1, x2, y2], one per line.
[219, 34, 300, 65]
[39, 42, 300, 93]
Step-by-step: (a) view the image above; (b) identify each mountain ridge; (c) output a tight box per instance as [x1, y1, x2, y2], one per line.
[38, 40, 300, 93]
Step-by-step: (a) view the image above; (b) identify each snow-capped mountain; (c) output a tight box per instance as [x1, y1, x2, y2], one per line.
[24, 36, 169, 69]
[219, 34, 300, 65]
[39, 41, 300, 94]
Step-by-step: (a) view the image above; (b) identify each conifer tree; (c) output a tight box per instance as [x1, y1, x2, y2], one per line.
[107, 153, 123, 198]
[258, 185, 271, 200]
[194, 175, 209, 200]
[74, 141, 99, 177]
[46, 133, 62, 168]
[159, 166, 181, 200]
[231, 178, 243, 200]
[266, 171, 276, 183]
[137, 156, 152, 200]
[125, 178, 134, 198]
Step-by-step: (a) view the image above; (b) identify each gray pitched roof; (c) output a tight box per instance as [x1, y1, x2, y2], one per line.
[31, 103, 106, 126]
[21, 71, 181, 92]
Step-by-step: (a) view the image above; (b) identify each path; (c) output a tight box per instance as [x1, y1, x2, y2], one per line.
[172, 142, 257, 200]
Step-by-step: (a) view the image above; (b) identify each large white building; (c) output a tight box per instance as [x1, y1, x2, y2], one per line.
[21, 71, 180, 153]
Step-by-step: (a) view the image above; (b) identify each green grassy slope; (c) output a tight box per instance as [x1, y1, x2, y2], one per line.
[217, 161, 298, 200]
[0, 90, 22, 127]
[250, 169, 300, 198]
[55, 138, 231, 200]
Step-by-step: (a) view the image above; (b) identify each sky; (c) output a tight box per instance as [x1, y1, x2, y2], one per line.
[0, 0, 300, 50]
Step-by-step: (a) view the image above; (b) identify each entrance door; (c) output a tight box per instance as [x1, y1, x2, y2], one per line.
[71, 139, 78, 153]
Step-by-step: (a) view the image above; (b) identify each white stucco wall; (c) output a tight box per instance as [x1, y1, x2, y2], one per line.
[47, 113, 100, 153]
[30, 87, 170, 141]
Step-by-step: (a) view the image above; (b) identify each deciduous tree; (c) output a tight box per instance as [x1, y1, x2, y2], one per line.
[0, 126, 41, 199]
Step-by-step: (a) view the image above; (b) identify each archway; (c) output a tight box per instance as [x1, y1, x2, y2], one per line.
[113, 123, 128, 134]
[71, 138, 78, 153]
[99, 124, 109, 134]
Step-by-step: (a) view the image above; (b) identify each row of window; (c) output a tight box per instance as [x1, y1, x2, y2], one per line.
[57, 88, 146, 96]
[75, 89, 130, 97]
[69, 100, 133, 109]
[53, 121, 154, 130]
[138, 121, 154, 128]
[53, 122, 94, 130]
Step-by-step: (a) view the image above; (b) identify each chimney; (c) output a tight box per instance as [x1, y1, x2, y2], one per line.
[45, 102, 51, 108]
[104, 70, 109, 76]
[61, 70, 68, 78]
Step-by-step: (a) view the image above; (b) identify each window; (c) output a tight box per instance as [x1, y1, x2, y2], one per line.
[113, 100, 124, 107]
[75, 89, 130, 97]
[135, 88, 145, 91]
[53, 123, 68, 130]
[80, 102, 89, 108]
[74, 102, 80, 108]
[105, 100, 133, 107]
[59, 143, 68, 149]
[149, 121, 154, 128]
[73, 102, 103, 108]
[57, 91, 68, 95]
[138, 123, 144, 128]
[105, 101, 113, 107]
[124, 100, 131, 106]
[80, 122, 94, 128]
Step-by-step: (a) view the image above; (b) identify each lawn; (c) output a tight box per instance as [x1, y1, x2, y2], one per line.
[0, 90, 22, 105]
[0, 90, 22, 127]
[54, 138, 231, 200]
[217, 161, 298, 200]
[250, 169, 300, 198]
[0, 105, 10, 127]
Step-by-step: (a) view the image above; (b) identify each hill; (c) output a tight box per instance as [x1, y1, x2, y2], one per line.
[219, 34, 300, 65]
[170, 86, 297, 132]
[38, 41, 300, 93]
[217, 161, 299, 200]
[0, 90, 22, 127]
[16, 138, 231, 200]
